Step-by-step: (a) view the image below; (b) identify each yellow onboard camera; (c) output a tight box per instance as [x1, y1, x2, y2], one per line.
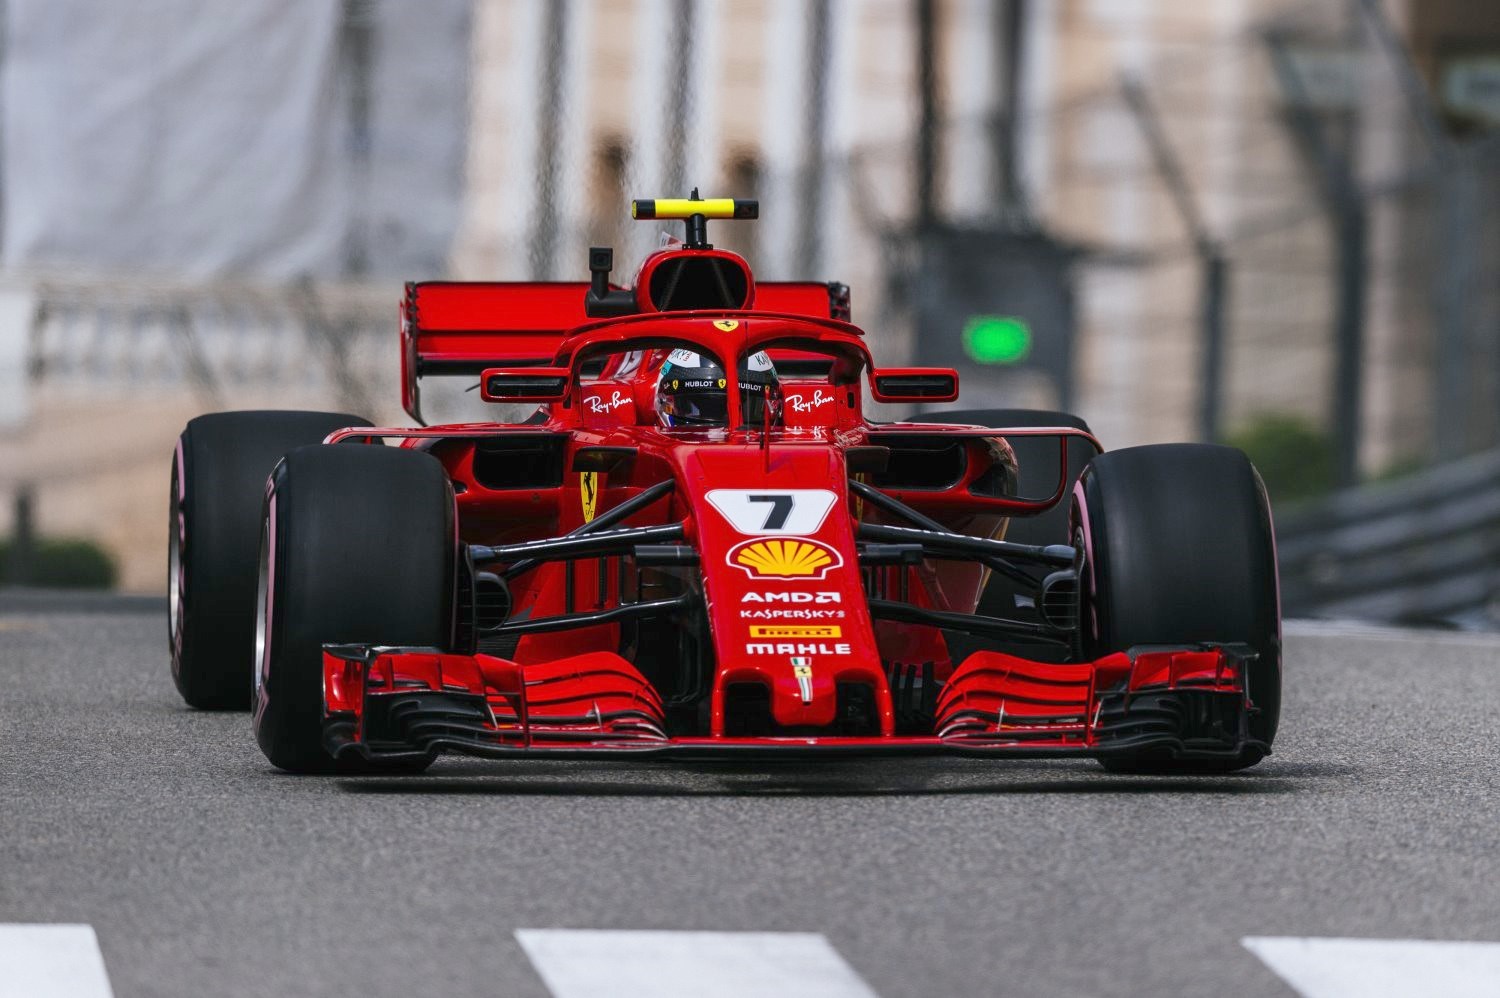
[587, 190, 759, 317]
[631, 197, 759, 221]
[631, 189, 758, 249]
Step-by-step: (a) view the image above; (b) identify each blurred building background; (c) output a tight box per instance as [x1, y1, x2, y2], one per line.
[0, 0, 1497, 604]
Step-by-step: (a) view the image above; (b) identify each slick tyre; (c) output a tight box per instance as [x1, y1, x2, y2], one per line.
[1075, 444, 1280, 773]
[253, 444, 454, 774]
[170, 410, 371, 709]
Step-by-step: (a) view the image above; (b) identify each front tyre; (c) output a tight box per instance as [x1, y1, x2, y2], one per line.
[1075, 444, 1280, 773]
[253, 444, 455, 773]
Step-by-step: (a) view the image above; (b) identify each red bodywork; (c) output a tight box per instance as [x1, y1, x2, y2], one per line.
[319, 244, 1259, 763]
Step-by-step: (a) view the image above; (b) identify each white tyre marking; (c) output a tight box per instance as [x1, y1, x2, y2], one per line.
[516, 929, 880, 998]
[0, 924, 115, 998]
[1243, 936, 1500, 998]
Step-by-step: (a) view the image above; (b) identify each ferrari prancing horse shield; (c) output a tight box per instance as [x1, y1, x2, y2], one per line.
[580, 471, 599, 523]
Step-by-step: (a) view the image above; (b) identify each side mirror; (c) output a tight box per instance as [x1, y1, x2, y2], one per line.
[480, 367, 571, 403]
[869, 368, 959, 404]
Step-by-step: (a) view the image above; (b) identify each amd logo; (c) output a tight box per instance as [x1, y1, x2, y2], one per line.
[742, 591, 841, 604]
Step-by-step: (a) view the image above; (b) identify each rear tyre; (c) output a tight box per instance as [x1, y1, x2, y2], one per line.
[170, 410, 371, 709]
[1075, 444, 1280, 773]
[253, 444, 454, 774]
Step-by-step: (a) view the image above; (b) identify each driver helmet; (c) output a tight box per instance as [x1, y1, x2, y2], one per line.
[655, 349, 783, 428]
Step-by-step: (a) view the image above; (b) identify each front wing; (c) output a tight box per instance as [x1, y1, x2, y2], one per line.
[321, 644, 1265, 763]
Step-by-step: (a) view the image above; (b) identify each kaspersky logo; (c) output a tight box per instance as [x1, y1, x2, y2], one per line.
[727, 537, 843, 580]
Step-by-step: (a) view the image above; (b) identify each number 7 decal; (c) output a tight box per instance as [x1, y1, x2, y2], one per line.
[705, 489, 839, 535]
[747, 494, 793, 530]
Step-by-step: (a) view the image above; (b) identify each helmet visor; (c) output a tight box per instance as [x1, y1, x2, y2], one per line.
[661, 389, 729, 426]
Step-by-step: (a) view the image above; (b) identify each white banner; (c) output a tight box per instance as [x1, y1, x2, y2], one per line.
[1, 0, 469, 280]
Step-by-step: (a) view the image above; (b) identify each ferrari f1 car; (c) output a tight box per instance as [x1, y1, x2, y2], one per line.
[169, 195, 1280, 774]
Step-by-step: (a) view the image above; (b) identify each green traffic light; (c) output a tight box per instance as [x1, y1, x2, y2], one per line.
[962, 315, 1032, 365]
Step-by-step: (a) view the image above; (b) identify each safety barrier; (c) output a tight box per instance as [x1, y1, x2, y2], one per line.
[1275, 448, 1500, 628]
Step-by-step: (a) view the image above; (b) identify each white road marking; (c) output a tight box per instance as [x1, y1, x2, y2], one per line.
[516, 929, 880, 998]
[1243, 936, 1500, 997]
[0, 924, 115, 998]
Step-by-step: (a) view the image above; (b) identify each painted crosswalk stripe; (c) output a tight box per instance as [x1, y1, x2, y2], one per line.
[1243, 936, 1500, 998]
[516, 929, 880, 998]
[0, 924, 115, 998]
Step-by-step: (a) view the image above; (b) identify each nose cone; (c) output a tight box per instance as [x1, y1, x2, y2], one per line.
[674, 443, 892, 736]
[767, 651, 838, 728]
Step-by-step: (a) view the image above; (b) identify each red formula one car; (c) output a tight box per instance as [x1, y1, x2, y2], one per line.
[169, 196, 1280, 774]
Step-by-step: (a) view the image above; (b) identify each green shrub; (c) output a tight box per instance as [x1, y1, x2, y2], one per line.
[0, 536, 118, 589]
[1373, 453, 1426, 483]
[1223, 413, 1337, 504]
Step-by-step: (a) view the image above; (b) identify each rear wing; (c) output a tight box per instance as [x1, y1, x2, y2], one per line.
[401, 280, 851, 421]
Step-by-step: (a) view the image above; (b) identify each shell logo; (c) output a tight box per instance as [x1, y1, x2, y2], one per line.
[727, 537, 843, 580]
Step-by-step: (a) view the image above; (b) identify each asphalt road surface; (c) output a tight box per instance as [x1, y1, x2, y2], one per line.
[3, 602, 1498, 997]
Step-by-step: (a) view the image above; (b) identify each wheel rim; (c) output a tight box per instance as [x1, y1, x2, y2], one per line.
[252, 514, 271, 705]
[1072, 524, 1099, 652]
[168, 458, 185, 663]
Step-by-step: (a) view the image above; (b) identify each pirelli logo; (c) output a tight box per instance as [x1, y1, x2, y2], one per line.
[748, 625, 842, 639]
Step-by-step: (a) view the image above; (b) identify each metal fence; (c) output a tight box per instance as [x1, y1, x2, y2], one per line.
[1082, 1, 1500, 482]
[20, 274, 396, 418]
[807, 0, 1500, 484]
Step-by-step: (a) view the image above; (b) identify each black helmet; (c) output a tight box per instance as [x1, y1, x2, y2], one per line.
[656, 349, 783, 428]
